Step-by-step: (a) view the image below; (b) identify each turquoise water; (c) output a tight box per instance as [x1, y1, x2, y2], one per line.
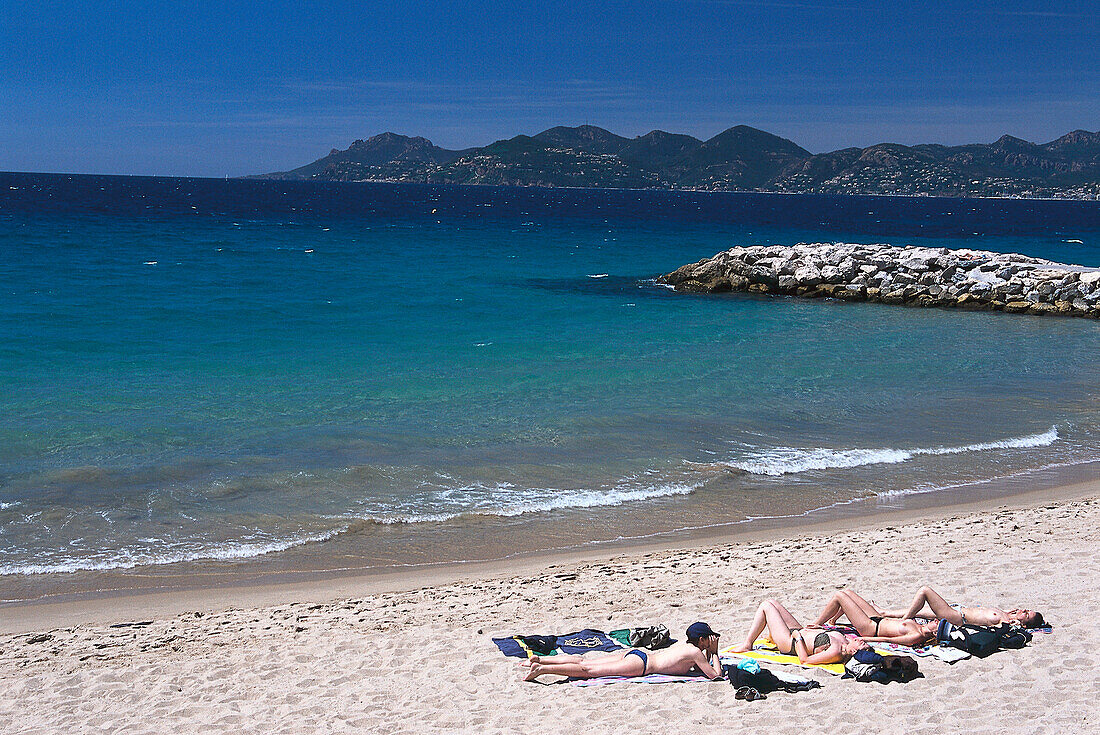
[1, 174, 1099, 590]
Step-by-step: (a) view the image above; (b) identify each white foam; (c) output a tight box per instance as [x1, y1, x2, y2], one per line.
[0, 527, 346, 576]
[875, 456, 1092, 500]
[342, 480, 700, 525]
[726, 427, 1058, 476]
[0, 501, 19, 510]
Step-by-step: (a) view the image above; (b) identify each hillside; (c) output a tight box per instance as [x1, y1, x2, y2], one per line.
[254, 126, 1100, 199]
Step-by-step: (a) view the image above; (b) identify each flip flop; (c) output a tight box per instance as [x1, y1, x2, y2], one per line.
[735, 686, 766, 701]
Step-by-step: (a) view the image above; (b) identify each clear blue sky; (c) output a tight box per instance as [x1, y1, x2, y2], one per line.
[2, 1, 1096, 176]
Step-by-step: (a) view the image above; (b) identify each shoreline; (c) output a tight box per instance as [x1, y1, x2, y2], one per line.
[4, 462, 1097, 635]
[3, 480, 1098, 733]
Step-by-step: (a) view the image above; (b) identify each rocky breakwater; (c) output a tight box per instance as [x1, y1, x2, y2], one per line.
[660, 243, 1100, 318]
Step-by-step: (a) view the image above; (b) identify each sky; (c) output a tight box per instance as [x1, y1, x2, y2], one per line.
[1, 1, 1097, 177]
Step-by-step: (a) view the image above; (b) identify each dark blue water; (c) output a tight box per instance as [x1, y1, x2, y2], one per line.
[2, 173, 1099, 588]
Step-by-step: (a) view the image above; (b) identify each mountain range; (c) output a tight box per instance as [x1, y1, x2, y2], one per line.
[253, 125, 1100, 199]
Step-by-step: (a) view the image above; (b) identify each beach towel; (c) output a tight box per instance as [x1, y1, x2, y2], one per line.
[608, 629, 632, 647]
[571, 668, 817, 688]
[570, 673, 712, 687]
[493, 629, 622, 659]
[493, 636, 558, 659]
[555, 629, 624, 655]
[720, 642, 847, 676]
[870, 640, 971, 663]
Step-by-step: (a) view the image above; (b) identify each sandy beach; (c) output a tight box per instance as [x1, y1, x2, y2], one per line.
[2, 484, 1097, 734]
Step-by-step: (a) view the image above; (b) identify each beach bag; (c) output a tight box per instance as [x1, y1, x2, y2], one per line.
[629, 625, 673, 650]
[937, 621, 1002, 658]
[724, 665, 820, 694]
[845, 650, 921, 684]
[992, 623, 1032, 650]
[844, 649, 885, 682]
[881, 654, 921, 682]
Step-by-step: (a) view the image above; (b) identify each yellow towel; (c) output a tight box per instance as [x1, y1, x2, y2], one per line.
[720, 641, 847, 676]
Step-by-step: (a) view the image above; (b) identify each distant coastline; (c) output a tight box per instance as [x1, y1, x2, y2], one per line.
[251, 124, 1100, 200]
[5, 170, 1100, 204]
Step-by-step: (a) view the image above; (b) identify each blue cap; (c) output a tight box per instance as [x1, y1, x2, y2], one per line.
[686, 621, 718, 641]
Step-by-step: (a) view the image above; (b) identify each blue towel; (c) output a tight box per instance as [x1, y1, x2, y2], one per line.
[492, 629, 623, 658]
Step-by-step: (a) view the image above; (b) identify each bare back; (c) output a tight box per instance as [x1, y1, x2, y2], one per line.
[645, 642, 711, 676]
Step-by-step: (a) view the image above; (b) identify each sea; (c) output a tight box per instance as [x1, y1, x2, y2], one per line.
[2, 172, 1099, 601]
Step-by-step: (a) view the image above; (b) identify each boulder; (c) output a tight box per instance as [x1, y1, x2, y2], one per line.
[661, 243, 1097, 319]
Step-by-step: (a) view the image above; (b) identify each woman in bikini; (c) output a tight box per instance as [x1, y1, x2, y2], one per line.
[728, 598, 868, 664]
[872, 585, 1045, 628]
[815, 589, 939, 647]
[519, 622, 724, 681]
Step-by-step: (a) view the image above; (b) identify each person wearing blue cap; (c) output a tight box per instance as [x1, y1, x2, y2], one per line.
[520, 621, 724, 681]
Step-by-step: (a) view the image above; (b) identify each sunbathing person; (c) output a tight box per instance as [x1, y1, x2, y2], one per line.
[872, 585, 1045, 628]
[815, 589, 938, 647]
[520, 621, 724, 681]
[727, 599, 868, 665]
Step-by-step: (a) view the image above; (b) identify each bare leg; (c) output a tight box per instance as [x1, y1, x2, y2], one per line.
[769, 598, 802, 629]
[729, 600, 799, 653]
[901, 586, 963, 624]
[838, 590, 881, 618]
[815, 591, 878, 636]
[815, 590, 864, 625]
[814, 595, 844, 626]
[522, 652, 645, 681]
[523, 653, 593, 665]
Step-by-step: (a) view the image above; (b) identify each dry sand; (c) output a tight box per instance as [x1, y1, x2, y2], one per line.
[1, 492, 1098, 734]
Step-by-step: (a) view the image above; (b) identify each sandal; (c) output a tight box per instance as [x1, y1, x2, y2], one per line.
[736, 686, 766, 701]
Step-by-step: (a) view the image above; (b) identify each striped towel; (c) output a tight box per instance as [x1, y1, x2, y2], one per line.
[571, 673, 713, 687]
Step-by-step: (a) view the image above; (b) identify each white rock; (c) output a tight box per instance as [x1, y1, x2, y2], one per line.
[1079, 271, 1100, 285]
[794, 265, 822, 285]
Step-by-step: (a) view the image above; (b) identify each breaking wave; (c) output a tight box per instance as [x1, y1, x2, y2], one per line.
[726, 427, 1059, 476]
[0, 528, 345, 576]
[337, 479, 701, 525]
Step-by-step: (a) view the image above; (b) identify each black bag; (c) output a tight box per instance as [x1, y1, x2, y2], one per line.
[993, 623, 1032, 650]
[881, 654, 921, 682]
[844, 649, 885, 682]
[844, 650, 922, 684]
[723, 665, 820, 694]
[628, 625, 673, 650]
[938, 621, 1020, 658]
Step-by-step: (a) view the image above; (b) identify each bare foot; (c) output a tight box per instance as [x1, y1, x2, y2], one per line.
[728, 643, 752, 653]
[522, 664, 543, 682]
